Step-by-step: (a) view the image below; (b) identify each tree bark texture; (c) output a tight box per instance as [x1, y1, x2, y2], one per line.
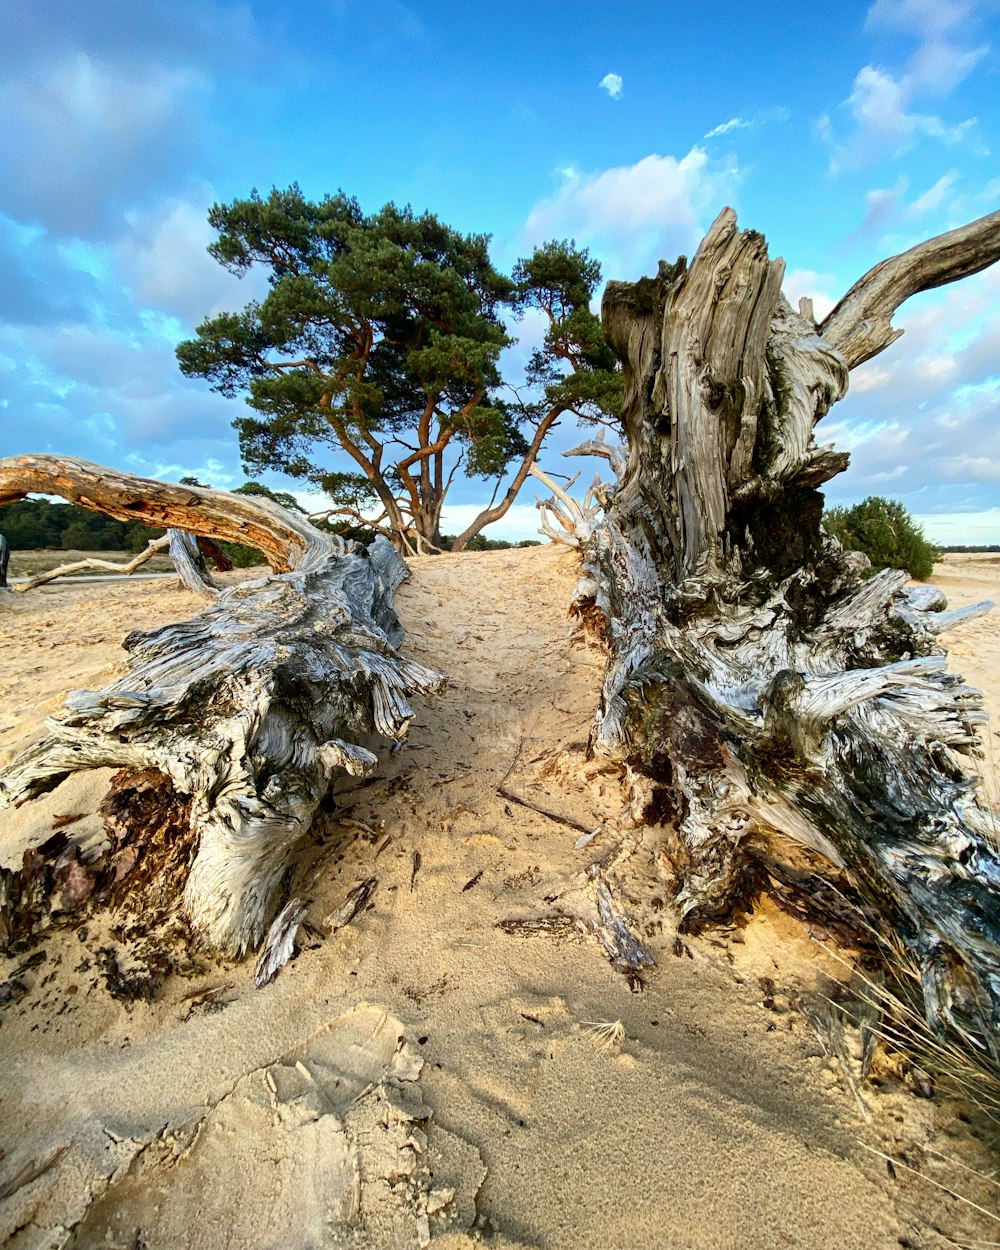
[0, 456, 443, 954]
[577, 208, 1000, 1045]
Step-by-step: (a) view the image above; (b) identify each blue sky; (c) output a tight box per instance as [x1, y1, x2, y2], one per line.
[1, 0, 999, 541]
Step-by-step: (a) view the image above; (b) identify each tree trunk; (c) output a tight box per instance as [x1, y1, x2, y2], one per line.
[576, 207, 1000, 1046]
[0, 456, 443, 955]
[450, 407, 566, 552]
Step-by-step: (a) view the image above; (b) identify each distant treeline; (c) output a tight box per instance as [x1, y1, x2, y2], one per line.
[439, 535, 540, 551]
[0, 498, 162, 552]
[940, 545, 1000, 553]
[0, 496, 542, 557]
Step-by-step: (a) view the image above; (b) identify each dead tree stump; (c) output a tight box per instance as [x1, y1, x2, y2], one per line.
[0, 456, 443, 954]
[573, 208, 1000, 1045]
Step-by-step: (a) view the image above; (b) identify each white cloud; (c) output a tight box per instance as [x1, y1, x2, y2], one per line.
[848, 363, 895, 393]
[821, 1, 989, 172]
[116, 194, 269, 327]
[823, 262, 1000, 518]
[914, 508, 1000, 544]
[523, 147, 741, 280]
[439, 503, 545, 542]
[598, 72, 623, 101]
[0, 53, 208, 237]
[916, 354, 959, 382]
[866, 0, 989, 92]
[125, 455, 242, 489]
[911, 170, 962, 214]
[704, 117, 750, 139]
[782, 267, 841, 321]
[853, 169, 965, 239]
[829, 65, 976, 171]
[944, 454, 1000, 483]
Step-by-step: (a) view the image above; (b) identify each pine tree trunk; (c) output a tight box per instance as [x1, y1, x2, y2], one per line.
[576, 208, 1000, 1043]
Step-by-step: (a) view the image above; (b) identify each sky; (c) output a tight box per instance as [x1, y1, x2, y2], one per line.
[1, 0, 999, 543]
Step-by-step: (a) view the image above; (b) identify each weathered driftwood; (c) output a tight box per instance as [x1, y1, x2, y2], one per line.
[13, 534, 171, 593]
[0, 455, 443, 954]
[530, 465, 602, 549]
[573, 207, 1000, 1045]
[11, 527, 227, 596]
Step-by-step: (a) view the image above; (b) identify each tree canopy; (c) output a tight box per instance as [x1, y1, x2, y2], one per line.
[177, 186, 621, 553]
[824, 496, 941, 580]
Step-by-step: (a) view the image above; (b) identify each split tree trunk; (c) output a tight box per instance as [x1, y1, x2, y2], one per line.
[575, 208, 1000, 1045]
[0, 456, 443, 954]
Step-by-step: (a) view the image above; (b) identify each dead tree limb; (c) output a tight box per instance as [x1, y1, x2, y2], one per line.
[0, 455, 443, 955]
[14, 535, 171, 593]
[820, 208, 1000, 369]
[167, 528, 219, 595]
[0, 455, 324, 572]
[577, 207, 1000, 1046]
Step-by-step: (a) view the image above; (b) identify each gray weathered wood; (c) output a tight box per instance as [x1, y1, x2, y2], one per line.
[0, 456, 443, 955]
[820, 208, 1000, 369]
[573, 208, 1000, 1046]
[13, 534, 170, 592]
[167, 528, 218, 595]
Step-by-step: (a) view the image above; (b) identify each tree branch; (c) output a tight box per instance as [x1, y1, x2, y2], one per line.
[820, 208, 1000, 369]
[0, 455, 339, 573]
[449, 406, 566, 552]
[14, 535, 171, 593]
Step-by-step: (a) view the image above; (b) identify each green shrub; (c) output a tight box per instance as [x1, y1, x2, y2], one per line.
[824, 496, 941, 580]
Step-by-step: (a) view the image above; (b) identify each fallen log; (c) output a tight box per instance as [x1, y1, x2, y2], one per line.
[0, 456, 443, 954]
[574, 207, 1000, 1047]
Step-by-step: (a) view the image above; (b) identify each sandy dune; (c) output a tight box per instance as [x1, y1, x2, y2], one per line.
[0, 548, 998, 1249]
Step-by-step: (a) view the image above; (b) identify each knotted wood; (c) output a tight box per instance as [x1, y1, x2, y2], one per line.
[575, 208, 1000, 1047]
[0, 456, 443, 954]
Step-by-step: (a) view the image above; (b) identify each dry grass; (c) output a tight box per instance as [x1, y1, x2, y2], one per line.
[584, 1019, 627, 1052]
[830, 946, 1000, 1124]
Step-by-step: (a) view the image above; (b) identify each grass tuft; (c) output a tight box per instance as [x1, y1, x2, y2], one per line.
[583, 1019, 627, 1052]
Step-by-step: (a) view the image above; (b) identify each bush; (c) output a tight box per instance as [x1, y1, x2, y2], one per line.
[824, 496, 941, 580]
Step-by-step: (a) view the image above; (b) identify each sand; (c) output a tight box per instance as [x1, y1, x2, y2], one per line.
[0, 549, 998, 1249]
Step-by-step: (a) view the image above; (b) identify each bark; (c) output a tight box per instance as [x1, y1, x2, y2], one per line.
[576, 207, 1000, 1046]
[0, 456, 443, 955]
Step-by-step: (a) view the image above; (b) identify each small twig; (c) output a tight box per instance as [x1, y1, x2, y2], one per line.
[495, 739, 524, 791]
[410, 850, 422, 891]
[498, 786, 594, 837]
[0, 1146, 68, 1202]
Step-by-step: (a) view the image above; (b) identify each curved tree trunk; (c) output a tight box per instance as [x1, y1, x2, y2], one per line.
[0, 456, 443, 955]
[575, 208, 1000, 1045]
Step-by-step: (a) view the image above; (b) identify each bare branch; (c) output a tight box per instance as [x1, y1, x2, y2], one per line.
[0, 455, 341, 573]
[820, 208, 1000, 369]
[14, 535, 171, 593]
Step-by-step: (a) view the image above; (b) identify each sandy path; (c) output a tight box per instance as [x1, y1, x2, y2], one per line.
[0, 550, 996, 1248]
